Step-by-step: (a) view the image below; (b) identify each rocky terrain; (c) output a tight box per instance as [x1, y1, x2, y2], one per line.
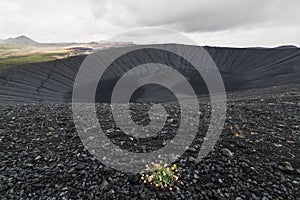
[0, 84, 299, 199]
[0, 43, 299, 199]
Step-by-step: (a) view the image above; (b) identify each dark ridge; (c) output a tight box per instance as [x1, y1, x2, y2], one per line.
[276, 45, 298, 49]
[0, 44, 299, 104]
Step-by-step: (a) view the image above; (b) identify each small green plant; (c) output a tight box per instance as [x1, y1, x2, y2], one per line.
[141, 161, 183, 190]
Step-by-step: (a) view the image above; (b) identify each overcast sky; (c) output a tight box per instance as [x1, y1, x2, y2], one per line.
[1, 0, 300, 47]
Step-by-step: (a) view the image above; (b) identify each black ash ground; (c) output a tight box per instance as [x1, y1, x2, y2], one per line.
[0, 85, 299, 199]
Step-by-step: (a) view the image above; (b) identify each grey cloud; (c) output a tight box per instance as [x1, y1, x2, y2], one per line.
[90, 0, 300, 33]
[0, 0, 299, 46]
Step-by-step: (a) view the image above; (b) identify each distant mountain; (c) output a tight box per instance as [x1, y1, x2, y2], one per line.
[1, 35, 38, 45]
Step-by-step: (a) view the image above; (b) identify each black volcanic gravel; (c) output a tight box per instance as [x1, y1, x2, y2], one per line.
[0, 86, 300, 199]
